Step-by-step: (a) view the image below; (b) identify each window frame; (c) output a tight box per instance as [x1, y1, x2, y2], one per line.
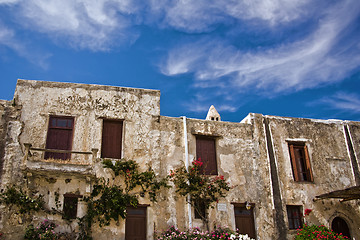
[286, 205, 303, 230]
[288, 142, 313, 182]
[63, 193, 81, 220]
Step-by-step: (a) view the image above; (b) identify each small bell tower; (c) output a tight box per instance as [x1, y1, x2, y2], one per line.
[206, 105, 221, 121]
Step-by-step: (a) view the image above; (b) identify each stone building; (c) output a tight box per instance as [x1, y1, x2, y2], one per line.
[0, 79, 359, 239]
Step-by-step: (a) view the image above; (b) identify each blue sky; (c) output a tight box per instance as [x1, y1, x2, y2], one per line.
[0, 0, 360, 122]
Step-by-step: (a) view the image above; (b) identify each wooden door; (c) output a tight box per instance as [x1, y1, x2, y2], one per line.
[196, 136, 217, 175]
[125, 207, 147, 240]
[101, 119, 123, 159]
[235, 206, 256, 239]
[45, 116, 74, 160]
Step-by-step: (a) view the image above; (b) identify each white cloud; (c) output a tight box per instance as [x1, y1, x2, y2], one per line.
[0, 0, 19, 4]
[318, 92, 360, 113]
[6, 0, 140, 51]
[149, 0, 311, 32]
[0, 22, 51, 68]
[160, 0, 360, 96]
[183, 101, 238, 114]
[0, 0, 314, 51]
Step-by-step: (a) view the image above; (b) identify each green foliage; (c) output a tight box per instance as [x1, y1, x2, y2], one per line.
[102, 159, 169, 201]
[169, 158, 230, 219]
[295, 224, 349, 239]
[85, 179, 139, 226]
[0, 186, 44, 214]
[24, 219, 59, 240]
[76, 159, 170, 238]
[156, 226, 255, 240]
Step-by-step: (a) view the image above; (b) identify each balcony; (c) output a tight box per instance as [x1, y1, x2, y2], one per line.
[22, 143, 99, 176]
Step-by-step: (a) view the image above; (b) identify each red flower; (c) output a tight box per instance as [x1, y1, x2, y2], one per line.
[304, 208, 312, 216]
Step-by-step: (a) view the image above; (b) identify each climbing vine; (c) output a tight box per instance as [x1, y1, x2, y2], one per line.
[77, 158, 170, 239]
[0, 186, 44, 214]
[102, 159, 169, 201]
[0, 159, 169, 239]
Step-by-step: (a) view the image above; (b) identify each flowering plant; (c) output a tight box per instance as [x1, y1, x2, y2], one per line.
[24, 219, 59, 240]
[156, 226, 255, 240]
[169, 158, 230, 228]
[295, 224, 348, 239]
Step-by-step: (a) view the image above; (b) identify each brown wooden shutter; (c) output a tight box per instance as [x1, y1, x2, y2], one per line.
[289, 144, 299, 181]
[125, 207, 147, 240]
[196, 137, 217, 175]
[45, 116, 74, 160]
[303, 145, 313, 182]
[101, 120, 123, 159]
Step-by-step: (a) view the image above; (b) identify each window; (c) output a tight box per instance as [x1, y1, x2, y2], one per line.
[288, 143, 313, 182]
[286, 205, 302, 229]
[101, 119, 123, 159]
[63, 194, 81, 220]
[45, 116, 74, 160]
[125, 206, 147, 240]
[196, 136, 217, 175]
[194, 200, 206, 219]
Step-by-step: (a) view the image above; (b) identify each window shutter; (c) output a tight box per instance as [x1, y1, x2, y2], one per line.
[289, 144, 299, 181]
[196, 137, 217, 175]
[45, 116, 74, 160]
[303, 145, 313, 182]
[101, 120, 123, 159]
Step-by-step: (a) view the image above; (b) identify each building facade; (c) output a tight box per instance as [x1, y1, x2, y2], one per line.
[0, 79, 359, 239]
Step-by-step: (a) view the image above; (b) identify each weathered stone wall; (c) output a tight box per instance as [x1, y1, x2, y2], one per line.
[0, 99, 23, 187]
[1, 79, 359, 239]
[146, 114, 276, 239]
[15, 79, 160, 165]
[266, 116, 360, 239]
[0, 100, 9, 184]
[0, 79, 162, 239]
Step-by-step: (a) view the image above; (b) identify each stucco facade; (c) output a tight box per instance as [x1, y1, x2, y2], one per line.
[0, 79, 359, 239]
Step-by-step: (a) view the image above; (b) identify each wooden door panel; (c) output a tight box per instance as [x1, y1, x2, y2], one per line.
[235, 207, 256, 239]
[125, 207, 146, 240]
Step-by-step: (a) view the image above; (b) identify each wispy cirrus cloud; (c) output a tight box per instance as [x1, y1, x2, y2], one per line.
[316, 92, 360, 114]
[0, 21, 50, 68]
[149, 0, 311, 32]
[0, 0, 312, 52]
[160, 0, 360, 97]
[0, 0, 140, 51]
